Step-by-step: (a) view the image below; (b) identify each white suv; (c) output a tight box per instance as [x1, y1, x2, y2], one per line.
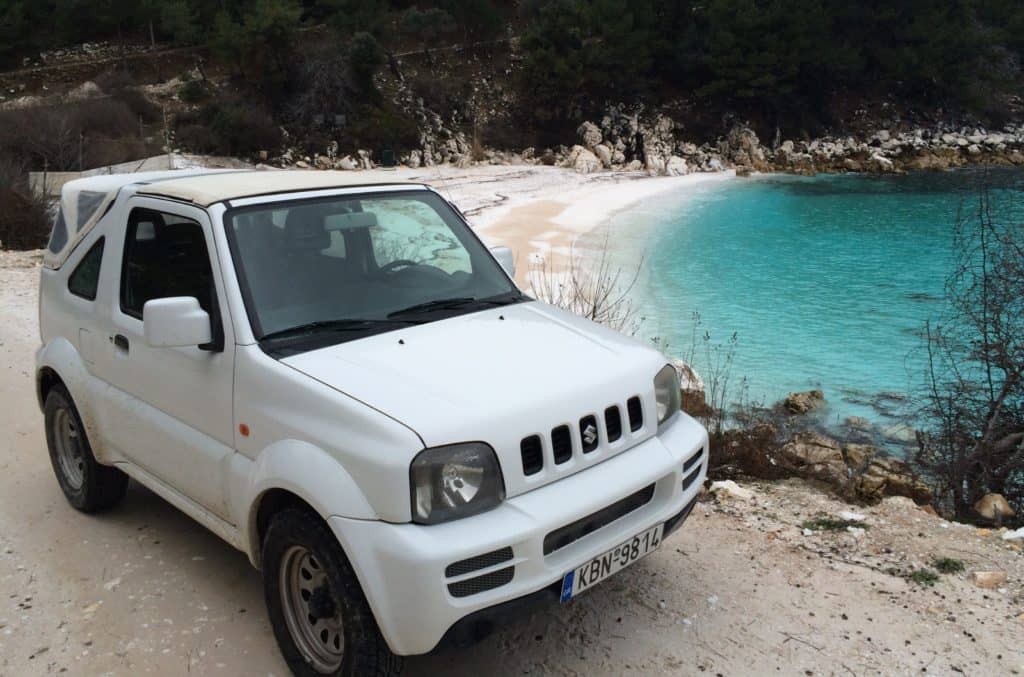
[36, 170, 708, 676]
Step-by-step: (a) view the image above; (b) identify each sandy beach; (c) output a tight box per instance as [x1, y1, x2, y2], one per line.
[1, 166, 1021, 676]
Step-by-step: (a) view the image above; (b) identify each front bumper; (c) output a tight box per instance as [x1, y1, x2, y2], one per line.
[327, 413, 709, 656]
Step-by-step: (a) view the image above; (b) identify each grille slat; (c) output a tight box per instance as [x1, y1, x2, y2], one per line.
[627, 396, 643, 432]
[521, 435, 543, 476]
[543, 484, 656, 555]
[445, 547, 514, 578]
[447, 566, 514, 598]
[552, 425, 573, 464]
[682, 466, 702, 492]
[604, 406, 623, 442]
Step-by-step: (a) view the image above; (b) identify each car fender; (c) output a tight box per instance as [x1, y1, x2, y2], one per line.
[240, 439, 378, 565]
[35, 337, 109, 460]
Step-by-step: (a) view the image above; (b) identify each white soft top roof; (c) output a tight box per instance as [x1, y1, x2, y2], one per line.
[44, 168, 237, 269]
[44, 169, 421, 269]
[136, 170, 421, 206]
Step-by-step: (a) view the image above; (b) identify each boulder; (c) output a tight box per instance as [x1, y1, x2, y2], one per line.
[782, 389, 825, 415]
[972, 571, 1008, 589]
[593, 143, 613, 168]
[624, 159, 644, 171]
[853, 453, 933, 504]
[407, 150, 422, 169]
[357, 149, 373, 169]
[666, 156, 689, 176]
[577, 121, 603, 150]
[974, 493, 1015, 526]
[572, 146, 601, 174]
[776, 431, 848, 486]
[709, 480, 753, 501]
[336, 155, 357, 170]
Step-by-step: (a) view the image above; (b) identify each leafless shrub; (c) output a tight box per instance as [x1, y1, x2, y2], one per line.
[912, 181, 1024, 522]
[526, 236, 642, 334]
[0, 155, 51, 250]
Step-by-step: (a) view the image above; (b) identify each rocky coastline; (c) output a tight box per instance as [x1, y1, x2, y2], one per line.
[276, 103, 1024, 179]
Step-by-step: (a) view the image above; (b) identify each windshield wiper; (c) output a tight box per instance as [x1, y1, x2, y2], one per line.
[260, 318, 420, 342]
[386, 292, 526, 319]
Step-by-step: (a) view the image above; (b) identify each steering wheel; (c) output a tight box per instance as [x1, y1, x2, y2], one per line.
[378, 259, 418, 274]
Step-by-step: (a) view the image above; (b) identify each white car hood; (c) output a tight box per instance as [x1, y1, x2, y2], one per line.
[282, 301, 667, 497]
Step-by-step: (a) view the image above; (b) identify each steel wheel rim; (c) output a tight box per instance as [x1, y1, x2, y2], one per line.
[279, 545, 345, 673]
[53, 407, 85, 490]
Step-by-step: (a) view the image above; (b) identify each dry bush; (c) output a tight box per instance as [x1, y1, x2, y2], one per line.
[0, 155, 51, 250]
[526, 237, 642, 334]
[913, 182, 1024, 522]
[0, 99, 147, 171]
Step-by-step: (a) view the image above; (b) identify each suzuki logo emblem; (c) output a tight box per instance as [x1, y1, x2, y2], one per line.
[583, 424, 598, 445]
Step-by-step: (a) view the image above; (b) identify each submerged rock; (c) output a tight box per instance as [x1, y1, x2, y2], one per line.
[782, 389, 825, 415]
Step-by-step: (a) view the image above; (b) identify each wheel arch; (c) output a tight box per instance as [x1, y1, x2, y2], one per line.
[241, 440, 379, 569]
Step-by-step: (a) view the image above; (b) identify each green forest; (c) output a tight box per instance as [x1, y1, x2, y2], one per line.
[3, 1, 1024, 137]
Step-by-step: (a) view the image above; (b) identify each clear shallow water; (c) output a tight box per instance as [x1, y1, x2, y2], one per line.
[592, 169, 1024, 425]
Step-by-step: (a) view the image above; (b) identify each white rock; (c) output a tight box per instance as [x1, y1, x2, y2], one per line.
[846, 526, 866, 538]
[336, 155, 357, 170]
[593, 144, 613, 168]
[666, 156, 689, 176]
[572, 147, 601, 174]
[802, 528, 813, 536]
[577, 121, 602, 149]
[1002, 527, 1024, 541]
[709, 480, 753, 501]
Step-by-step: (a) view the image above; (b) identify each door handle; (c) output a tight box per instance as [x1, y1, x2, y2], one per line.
[112, 334, 130, 352]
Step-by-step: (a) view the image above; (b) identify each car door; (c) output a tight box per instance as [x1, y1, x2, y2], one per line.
[94, 197, 236, 521]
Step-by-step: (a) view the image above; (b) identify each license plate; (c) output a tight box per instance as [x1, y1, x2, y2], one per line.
[560, 523, 664, 602]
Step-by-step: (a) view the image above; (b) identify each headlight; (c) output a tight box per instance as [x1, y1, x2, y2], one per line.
[654, 364, 681, 426]
[410, 442, 505, 525]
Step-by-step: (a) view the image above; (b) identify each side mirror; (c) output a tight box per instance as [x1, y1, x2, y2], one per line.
[143, 297, 212, 348]
[490, 246, 515, 278]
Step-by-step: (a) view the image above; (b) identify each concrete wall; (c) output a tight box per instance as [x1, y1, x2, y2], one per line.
[29, 154, 174, 197]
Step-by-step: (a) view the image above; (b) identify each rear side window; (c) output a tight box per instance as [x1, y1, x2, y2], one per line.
[120, 208, 215, 319]
[68, 238, 105, 300]
[47, 209, 68, 254]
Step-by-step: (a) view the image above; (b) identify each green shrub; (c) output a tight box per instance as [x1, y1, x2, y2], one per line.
[932, 557, 965, 574]
[801, 515, 868, 532]
[907, 569, 940, 586]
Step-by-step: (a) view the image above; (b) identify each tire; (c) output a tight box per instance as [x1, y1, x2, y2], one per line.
[44, 384, 129, 512]
[263, 508, 402, 677]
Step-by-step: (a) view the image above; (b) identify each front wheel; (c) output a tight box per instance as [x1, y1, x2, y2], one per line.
[44, 384, 128, 512]
[262, 508, 402, 677]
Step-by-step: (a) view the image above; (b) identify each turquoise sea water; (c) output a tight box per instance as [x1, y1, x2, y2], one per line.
[592, 169, 1024, 426]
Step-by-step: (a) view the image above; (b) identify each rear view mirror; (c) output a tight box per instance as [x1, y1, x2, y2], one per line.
[143, 297, 212, 348]
[490, 246, 515, 278]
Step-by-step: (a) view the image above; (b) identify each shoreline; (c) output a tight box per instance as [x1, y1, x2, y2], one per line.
[387, 163, 736, 286]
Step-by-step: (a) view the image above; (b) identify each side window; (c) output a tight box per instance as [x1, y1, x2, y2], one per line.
[121, 208, 215, 319]
[68, 237, 105, 300]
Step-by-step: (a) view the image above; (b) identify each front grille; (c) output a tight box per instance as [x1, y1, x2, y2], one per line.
[627, 396, 643, 431]
[579, 414, 599, 453]
[447, 566, 515, 598]
[552, 425, 572, 464]
[520, 436, 543, 476]
[518, 395, 643, 477]
[604, 406, 622, 442]
[543, 484, 656, 555]
[445, 547, 514, 578]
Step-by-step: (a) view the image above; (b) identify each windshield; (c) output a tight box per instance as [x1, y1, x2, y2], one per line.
[225, 189, 522, 354]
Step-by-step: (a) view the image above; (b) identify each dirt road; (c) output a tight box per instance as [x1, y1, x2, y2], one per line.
[2, 250, 1021, 676]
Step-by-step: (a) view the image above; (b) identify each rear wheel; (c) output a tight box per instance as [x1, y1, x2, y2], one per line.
[44, 384, 128, 512]
[262, 508, 402, 677]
